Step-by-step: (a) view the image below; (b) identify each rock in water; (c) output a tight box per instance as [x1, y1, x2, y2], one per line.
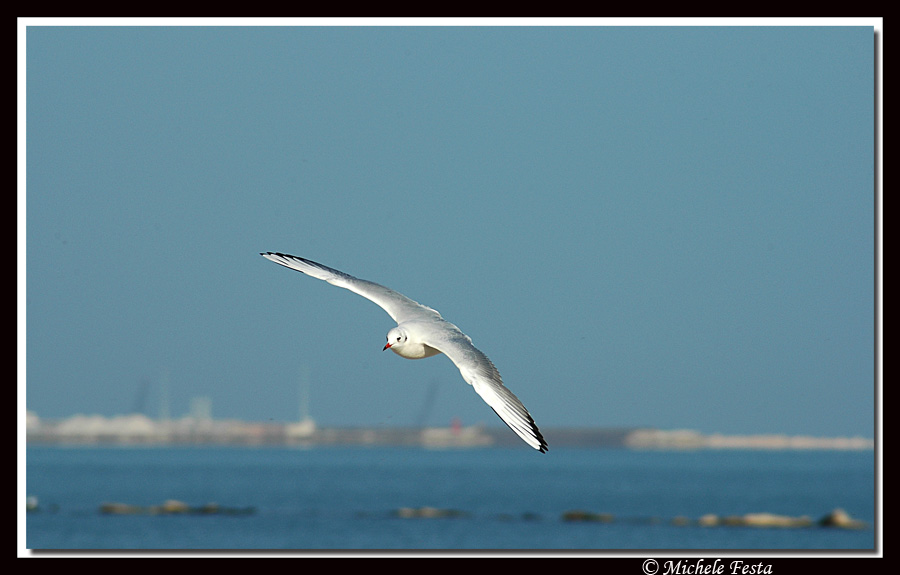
[819, 508, 866, 529]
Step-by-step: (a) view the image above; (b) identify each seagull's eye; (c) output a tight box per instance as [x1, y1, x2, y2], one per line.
[396, 336, 402, 341]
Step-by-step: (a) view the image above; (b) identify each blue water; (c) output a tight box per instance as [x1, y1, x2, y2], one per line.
[25, 446, 876, 550]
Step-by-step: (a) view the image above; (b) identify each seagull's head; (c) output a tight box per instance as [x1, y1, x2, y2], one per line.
[383, 327, 408, 352]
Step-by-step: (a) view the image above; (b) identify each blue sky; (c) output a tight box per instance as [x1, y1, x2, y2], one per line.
[20, 22, 879, 437]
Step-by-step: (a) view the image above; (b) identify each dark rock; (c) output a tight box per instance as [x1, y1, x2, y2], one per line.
[99, 500, 254, 516]
[99, 502, 144, 515]
[561, 510, 614, 523]
[393, 506, 467, 519]
[819, 508, 866, 529]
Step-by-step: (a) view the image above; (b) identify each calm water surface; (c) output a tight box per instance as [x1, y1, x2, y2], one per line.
[25, 446, 876, 551]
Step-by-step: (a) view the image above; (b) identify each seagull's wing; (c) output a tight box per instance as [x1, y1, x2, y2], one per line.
[260, 252, 441, 325]
[422, 326, 548, 452]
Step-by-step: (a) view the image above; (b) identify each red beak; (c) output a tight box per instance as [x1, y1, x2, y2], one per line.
[383, 342, 392, 351]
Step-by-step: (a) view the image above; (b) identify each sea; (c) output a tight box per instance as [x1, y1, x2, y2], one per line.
[23, 445, 877, 553]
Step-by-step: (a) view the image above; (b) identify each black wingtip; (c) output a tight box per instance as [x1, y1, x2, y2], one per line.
[531, 422, 549, 453]
[262, 251, 296, 259]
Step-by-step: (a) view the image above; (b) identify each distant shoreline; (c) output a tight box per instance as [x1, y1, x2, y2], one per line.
[24, 411, 874, 450]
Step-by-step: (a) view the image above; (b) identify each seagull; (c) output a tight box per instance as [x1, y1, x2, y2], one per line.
[260, 252, 548, 453]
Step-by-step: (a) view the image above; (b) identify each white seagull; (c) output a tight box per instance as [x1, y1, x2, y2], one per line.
[260, 252, 548, 452]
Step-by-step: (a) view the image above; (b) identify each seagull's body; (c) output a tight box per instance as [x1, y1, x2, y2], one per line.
[260, 252, 548, 452]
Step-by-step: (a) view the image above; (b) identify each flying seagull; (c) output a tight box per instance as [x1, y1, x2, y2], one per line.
[260, 252, 548, 452]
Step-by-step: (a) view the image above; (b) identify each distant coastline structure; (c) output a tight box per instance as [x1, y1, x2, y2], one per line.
[285, 367, 316, 442]
[24, 410, 874, 450]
